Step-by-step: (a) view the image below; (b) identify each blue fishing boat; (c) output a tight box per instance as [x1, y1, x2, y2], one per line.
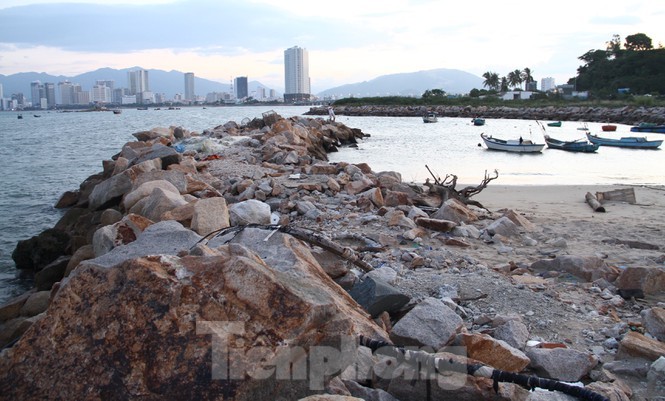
[547, 121, 562, 127]
[472, 118, 485, 126]
[544, 135, 599, 153]
[586, 133, 662, 149]
[630, 123, 665, 133]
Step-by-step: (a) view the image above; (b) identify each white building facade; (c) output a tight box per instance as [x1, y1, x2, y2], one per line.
[284, 46, 310, 102]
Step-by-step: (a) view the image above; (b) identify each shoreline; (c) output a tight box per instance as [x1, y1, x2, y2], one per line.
[1, 114, 664, 399]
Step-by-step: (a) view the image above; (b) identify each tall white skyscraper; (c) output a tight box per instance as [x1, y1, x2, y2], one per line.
[184, 72, 195, 101]
[284, 46, 310, 102]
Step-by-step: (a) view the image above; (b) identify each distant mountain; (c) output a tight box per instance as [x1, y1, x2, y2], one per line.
[317, 68, 483, 98]
[0, 67, 277, 100]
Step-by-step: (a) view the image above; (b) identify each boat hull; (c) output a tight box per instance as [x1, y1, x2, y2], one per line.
[472, 118, 485, 126]
[544, 135, 599, 153]
[547, 121, 562, 127]
[586, 133, 662, 149]
[481, 134, 544, 153]
[630, 125, 665, 133]
[601, 124, 617, 132]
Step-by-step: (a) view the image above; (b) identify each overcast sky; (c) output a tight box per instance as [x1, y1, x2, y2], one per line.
[0, 0, 662, 93]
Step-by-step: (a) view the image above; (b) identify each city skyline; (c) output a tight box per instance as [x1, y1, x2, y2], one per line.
[1, 0, 663, 94]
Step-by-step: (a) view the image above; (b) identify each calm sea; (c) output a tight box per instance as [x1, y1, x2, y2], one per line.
[0, 106, 663, 303]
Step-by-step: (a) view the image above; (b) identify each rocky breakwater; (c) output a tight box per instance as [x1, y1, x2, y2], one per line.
[0, 111, 664, 400]
[306, 105, 665, 125]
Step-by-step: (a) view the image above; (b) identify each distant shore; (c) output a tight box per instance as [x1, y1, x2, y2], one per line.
[306, 104, 665, 125]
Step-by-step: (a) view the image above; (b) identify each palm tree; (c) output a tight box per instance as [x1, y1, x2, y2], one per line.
[507, 69, 523, 89]
[521, 68, 533, 90]
[482, 71, 500, 91]
[500, 77, 509, 92]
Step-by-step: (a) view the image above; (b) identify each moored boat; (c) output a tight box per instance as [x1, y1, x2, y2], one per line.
[480, 133, 545, 153]
[602, 124, 617, 132]
[547, 121, 562, 127]
[544, 135, 599, 153]
[586, 133, 662, 149]
[423, 112, 438, 123]
[630, 123, 665, 133]
[112, 109, 122, 114]
[472, 117, 485, 126]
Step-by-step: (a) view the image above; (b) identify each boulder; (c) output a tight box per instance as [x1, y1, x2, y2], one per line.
[615, 266, 665, 296]
[390, 297, 463, 349]
[11, 228, 70, 272]
[80, 220, 202, 269]
[191, 197, 230, 236]
[431, 198, 478, 224]
[130, 187, 188, 222]
[123, 179, 181, 210]
[526, 347, 598, 382]
[89, 158, 161, 210]
[642, 307, 665, 342]
[530, 256, 620, 282]
[0, 241, 386, 400]
[348, 277, 410, 318]
[456, 333, 530, 372]
[485, 217, 521, 237]
[616, 331, 665, 362]
[229, 199, 272, 226]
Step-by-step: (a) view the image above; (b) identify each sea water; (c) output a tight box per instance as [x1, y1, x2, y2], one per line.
[0, 107, 663, 303]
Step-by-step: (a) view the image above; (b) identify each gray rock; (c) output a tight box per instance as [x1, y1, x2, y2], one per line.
[343, 380, 400, 401]
[348, 277, 410, 318]
[530, 256, 619, 282]
[493, 320, 530, 350]
[642, 307, 665, 342]
[390, 297, 463, 349]
[647, 357, 665, 400]
[485, 216, 521, 237]
[229, 199, 271, 226]
[526, 347, 599, 382]
[19, 291, 51, 317]
[81, 221, 202, 269]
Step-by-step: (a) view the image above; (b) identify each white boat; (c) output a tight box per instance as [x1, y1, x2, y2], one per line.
[422, 112, 438, 123]
[480, 133, 545, 153]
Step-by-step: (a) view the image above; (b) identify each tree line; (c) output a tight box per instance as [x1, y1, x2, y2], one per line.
[478, 33, 663, 98]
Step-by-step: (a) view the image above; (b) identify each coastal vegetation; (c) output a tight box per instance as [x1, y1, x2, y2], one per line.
[333, 33, 665, 108]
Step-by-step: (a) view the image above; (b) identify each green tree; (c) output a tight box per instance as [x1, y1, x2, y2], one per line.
[507, 69, 523, 89]
[422, 89, 447, 99]
[606, 34, 622, 58]
[625, 33, 653, 51]
[482, 71, 500, 91]
[500, 77, 509, 92]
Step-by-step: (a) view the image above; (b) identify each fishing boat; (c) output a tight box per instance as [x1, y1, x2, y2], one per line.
[601, 124, 617, 132]
[480, 133, 545, 153]
[630, 123, 665, 133]
[547, 121, 562, 127]
[422, 112, 438, 123]
[112, 109, 122, 114]
[544, 135, 599, 153]
[472, 117, 485, 126]
[586, 133, 662, 149]
[17, 114, 23, 119]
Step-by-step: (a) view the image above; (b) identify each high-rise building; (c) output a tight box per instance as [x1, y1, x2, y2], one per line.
[234, 76, 248, 99]
[284, 46, 310, 102]
[184, 72, 195, 101]
[58, 81, 76, 105]
[541, 77, 556, 92]
[127, 69, 149, 95]
[91, 84, 112, 103]
[44, 83, 56, 108]
[96, 80, 115, 91]
[30, 81, 43, 107]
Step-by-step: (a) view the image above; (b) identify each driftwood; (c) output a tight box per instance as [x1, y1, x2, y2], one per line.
[595, 188, 636, 204]
[360, 336, 610, 401]
[424, 166, 499, 210]
[195, 224, 374, 272]
[585, 192, 606, 212]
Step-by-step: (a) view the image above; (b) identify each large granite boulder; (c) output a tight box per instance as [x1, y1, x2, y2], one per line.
[0, 238, 386, 400]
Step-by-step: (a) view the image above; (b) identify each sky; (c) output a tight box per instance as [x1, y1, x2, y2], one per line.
[0, 0, 663, 94]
